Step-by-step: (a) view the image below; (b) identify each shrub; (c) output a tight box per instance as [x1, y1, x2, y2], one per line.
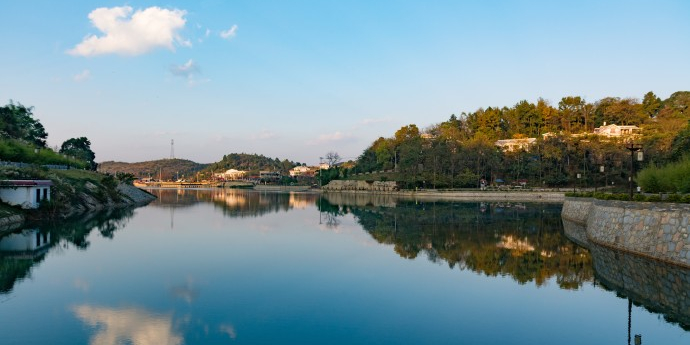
[638, 155, 690, 193]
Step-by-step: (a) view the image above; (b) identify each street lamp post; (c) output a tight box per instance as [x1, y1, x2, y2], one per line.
[625, 143, 643, 200]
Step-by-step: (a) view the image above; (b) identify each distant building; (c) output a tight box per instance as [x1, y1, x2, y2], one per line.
[0, 180, 52, 209]
[289, 166, 314, 177]
[259, 171, 281, 180]
[593, 123, 641, 138]
[214, 169, 247, 180]
[494, 138, 537, 152]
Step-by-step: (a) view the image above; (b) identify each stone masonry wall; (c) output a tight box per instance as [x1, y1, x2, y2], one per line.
[562, 197, 690, 267]
[322, 180, 399, 192]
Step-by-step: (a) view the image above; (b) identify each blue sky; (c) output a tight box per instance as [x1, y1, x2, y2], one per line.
[1, 0, 689, 164]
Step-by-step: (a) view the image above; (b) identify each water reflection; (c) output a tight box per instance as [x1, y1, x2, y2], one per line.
[147, 188, 319, 218]
[72, 305, 182, 345]
[318, 194, 593, 289]
[0, 207, 135, 295]
[564, 219, 690, 330]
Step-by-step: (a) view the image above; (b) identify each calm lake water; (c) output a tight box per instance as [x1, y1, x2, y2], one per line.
[1, 189, 689, 344]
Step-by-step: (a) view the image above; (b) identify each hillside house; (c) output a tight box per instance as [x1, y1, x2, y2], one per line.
[494, 138, 537, 152]
[593, 123, 641, 138]
[0, 180, 53, 209]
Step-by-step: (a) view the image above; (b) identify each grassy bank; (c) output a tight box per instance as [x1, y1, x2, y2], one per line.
[0, 166, 136, 221]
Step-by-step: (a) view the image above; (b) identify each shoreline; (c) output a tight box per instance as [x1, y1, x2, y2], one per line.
[322, 189, 565, 202]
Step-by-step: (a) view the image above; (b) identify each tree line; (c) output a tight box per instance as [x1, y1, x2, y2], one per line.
[350, 91, 690, 189]
[0, 101, 97, 170]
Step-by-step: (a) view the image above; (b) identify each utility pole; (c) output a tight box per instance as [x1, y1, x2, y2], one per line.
[625, 143, 643, 199]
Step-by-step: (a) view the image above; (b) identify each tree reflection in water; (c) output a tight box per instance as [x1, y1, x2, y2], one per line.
[0, 207, 135, 295]
[318, 195, 593, 289]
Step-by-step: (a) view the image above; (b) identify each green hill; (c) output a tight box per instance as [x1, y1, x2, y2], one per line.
[203, 153, 301, 175]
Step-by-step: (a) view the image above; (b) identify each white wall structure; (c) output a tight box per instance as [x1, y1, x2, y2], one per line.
[0, 180, 53, 209]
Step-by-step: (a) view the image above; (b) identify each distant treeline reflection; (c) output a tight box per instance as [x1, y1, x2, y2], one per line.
[319, 196, 593, 289]
[147, 188, 320, 218]
[0, 208, 134, 294]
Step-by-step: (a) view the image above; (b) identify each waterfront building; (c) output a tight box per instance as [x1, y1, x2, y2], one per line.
[0, 180, 52, 209]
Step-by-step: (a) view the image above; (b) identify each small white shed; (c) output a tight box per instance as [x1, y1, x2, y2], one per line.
[0, 180, 53, 209]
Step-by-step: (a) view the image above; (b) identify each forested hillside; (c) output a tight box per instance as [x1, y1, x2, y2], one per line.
[203, 153, 301, 175]
[350, 91, 690, 189]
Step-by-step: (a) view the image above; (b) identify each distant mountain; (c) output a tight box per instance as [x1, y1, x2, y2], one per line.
[98, 159, 209, 180]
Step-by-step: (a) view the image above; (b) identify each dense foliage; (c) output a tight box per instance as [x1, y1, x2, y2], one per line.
[637, 156, 690, 194]
[0, 101, 94, 169]
[59, 137, 97, 170]
[352, 91, 690, 189]
[0, 101, 47, 147]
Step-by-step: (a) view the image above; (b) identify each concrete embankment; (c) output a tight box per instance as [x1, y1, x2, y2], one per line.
[562, 197, 690, 268]
[322, 180, 564, 202]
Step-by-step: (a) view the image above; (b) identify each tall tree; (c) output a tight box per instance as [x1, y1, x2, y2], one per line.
[641, 91, 662, 118]
[0, 101, 48, 147]
[60, 137, 97, 170]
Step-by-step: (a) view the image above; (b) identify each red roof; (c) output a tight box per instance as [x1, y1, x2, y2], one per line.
[0, 180, 53, 187]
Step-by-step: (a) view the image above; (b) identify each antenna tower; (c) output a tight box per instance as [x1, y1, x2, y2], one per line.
[170, 139, 175, 159]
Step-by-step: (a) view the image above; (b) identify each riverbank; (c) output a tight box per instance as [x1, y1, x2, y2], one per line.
[323, 189, 565, 202]
[0, 169, 156, 232]
[562, 197, 690, 268]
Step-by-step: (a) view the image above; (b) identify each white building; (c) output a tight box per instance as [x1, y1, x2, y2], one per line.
[289, 166, 314, 177]
[494, 138, 537, 152]
[0, 180, 53, 209]
[214, 169, 247, 180]
[593, 123, 641, 138]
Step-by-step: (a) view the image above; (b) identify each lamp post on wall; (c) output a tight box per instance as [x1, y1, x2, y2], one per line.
[625, 143, 643, 200]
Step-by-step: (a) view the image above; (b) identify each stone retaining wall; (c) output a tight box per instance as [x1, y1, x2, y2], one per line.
[562, 197, 690, 267]
[322, 180, 399, 192]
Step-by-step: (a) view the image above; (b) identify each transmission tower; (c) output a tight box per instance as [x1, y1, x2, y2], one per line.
[170, 139, 175, 159]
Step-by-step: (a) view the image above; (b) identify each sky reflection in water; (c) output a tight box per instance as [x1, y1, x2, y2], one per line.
[0, 189, 689, 344]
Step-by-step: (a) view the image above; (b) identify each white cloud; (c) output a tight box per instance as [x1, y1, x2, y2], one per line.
[308, 131, 355, 145]
[205, 29, 211, 37]
[68, 6, 188, 57]
[220, 25, 238, 39]
[73, 69, 91, 82]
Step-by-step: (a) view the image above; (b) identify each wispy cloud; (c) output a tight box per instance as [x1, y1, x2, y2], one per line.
[220, 25, 238, 40]
[170, 59, 200, 78]
[170, 59, 208, 86]
[68, 6, 188, 57]
[250, 130, 278, 140]
[308, 131, 355, 145]
[73, 69, 91, 82]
